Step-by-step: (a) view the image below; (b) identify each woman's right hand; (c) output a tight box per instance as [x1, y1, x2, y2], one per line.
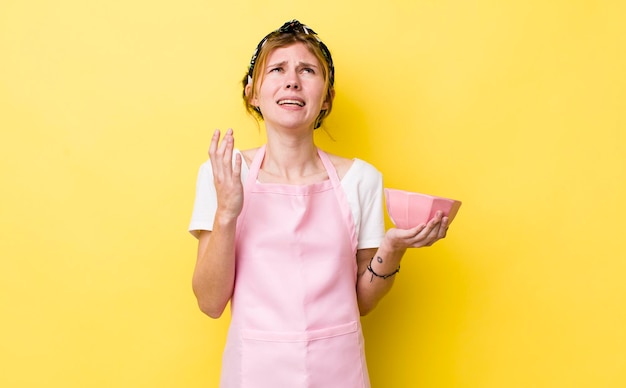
[208, 128, 243, 222]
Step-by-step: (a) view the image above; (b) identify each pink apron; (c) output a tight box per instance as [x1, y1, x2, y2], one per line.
[220, 145, 370, 387]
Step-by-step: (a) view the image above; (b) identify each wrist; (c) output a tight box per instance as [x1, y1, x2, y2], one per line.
[366, 255, 400, 282]
[380, 234, 407, 257]
[213, 210, 238, 228]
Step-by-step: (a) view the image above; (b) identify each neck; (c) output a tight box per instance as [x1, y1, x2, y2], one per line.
[261, 131, 323, 182]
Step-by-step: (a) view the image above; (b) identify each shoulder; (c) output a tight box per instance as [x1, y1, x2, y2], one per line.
[350, 158, 381, 177]
[341, 158, 383, 206]
[323, 151, 381, 182]
[325, 152, 359, 180]
[240, 147, 259, 168]
[345, 158, 382, 184]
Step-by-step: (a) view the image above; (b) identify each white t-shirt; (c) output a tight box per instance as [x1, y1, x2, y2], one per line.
[189, 150, 385, 250]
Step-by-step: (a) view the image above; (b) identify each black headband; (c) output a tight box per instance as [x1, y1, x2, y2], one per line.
[246, 20, 335, 87]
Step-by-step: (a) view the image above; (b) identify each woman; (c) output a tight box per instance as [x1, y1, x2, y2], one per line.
[189, 20, 449, 388]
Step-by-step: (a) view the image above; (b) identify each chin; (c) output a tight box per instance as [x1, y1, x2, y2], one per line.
[267, 117, 316, 131]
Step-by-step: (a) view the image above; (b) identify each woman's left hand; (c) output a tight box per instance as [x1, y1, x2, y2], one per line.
[384, 211, 449, 250]
[356, 211, 450, 314]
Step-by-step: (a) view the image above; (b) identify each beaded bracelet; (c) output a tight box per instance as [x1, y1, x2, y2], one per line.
[367, 256, 400, 283]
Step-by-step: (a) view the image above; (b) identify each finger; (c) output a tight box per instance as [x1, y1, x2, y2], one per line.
[216, 128, 229, 156]
[223, 128, 234, 166]
[406, 214, 441, 246]
[209, 129, 227, 182]
[405, 223, 427, 236]
[423, 217, 448, 245]
[233, 152, 242, 179]
[209, 129, 220, 157]
[426, 224, 443, 246]
[217, 129, 236, 181]
[432, 210, 443, 223]
[415, 226, 439, 247]
[438, 217, 449, 239]
[420, 212, 442, 236]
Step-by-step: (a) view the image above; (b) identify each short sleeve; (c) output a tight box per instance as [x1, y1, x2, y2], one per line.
[341, 160, 385, 250]
[188, 160, 218, 238]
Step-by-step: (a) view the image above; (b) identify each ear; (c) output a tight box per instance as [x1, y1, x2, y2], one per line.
[321, 88, 335, 110]
[245, 83, 259, 106]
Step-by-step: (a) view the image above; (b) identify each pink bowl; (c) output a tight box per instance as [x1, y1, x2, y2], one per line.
[384, 188, 462, 229]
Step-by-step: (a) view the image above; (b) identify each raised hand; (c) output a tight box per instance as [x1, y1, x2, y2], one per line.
[208, 128, 243, 222]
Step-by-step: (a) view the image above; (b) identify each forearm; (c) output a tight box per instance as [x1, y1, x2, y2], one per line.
[356, 241, 406, 315]
[192, 214, 237, 318]
[356, 211, 448, 315]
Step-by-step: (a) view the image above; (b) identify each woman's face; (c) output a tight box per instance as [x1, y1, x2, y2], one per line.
[251, 42, 330, 131]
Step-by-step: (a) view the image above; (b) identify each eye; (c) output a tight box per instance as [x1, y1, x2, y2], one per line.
[269, 66, 283, 73]
[302, 67, 315, 74]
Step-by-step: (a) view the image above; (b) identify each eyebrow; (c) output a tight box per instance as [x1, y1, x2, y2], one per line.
[266, 61, 320, 69]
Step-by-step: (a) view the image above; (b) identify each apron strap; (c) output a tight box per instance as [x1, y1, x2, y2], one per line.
[317, 149, 342, 189]
[246, 144, 266, 188]
[317, 149, 358, 252]
[246, 145, 343, 194]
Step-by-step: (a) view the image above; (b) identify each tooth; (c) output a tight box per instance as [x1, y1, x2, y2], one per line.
[279, 100, 303, 106]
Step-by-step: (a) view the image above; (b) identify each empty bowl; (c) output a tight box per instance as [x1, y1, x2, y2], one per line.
[384, 188, 462, 229]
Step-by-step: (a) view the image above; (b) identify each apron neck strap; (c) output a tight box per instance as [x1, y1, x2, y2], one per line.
[246, 144, 266, 187]
[245, 144, 341, 187]
[316, 149, 342, 188]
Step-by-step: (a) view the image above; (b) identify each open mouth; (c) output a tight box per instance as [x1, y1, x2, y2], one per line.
[277, 99, 305, 107]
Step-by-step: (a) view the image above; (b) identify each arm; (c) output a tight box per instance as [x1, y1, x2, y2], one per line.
[191, 129, 243, 318]
[356, 212, 449, 316]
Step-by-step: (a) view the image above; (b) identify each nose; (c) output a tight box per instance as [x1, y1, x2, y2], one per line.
[285, 70, 300, 89]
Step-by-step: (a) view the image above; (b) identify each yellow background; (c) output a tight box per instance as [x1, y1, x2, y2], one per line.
[1, 1, 625, 387]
